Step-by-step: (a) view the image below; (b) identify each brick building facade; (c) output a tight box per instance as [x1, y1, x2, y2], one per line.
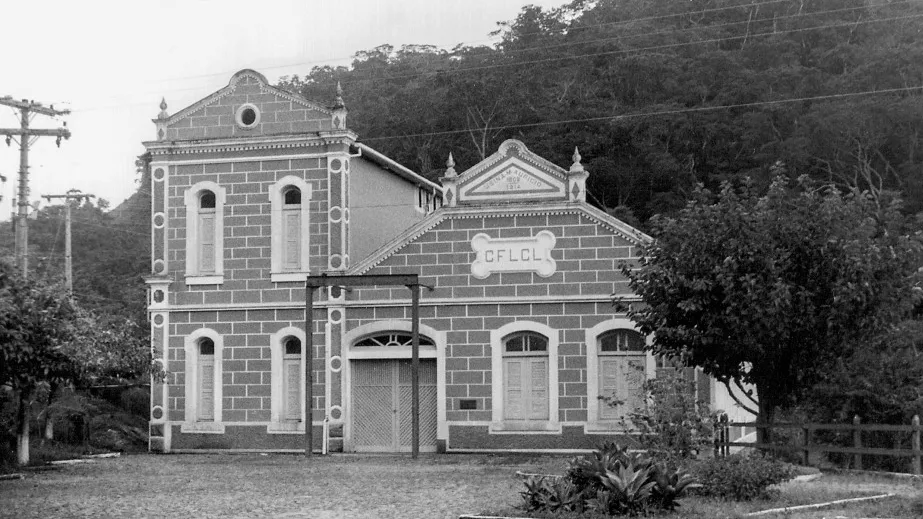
[144, 69, 742, 453]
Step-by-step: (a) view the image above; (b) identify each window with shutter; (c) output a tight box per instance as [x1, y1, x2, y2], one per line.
[198, 338, 215, 421]
[282, 337, 301, 421]
[502, 332, 549, 422]
[597, 329, 646, 423]
[270, 179, 311, 281]
[198, 213, 215, 273]
[282, 187, 301, 271]
[184, 184, 224, 284]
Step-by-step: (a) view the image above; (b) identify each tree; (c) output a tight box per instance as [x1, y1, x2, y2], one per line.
[0, 261, 158, 465]
[622, 177, 922, 439]
[0, 262, 79, 465]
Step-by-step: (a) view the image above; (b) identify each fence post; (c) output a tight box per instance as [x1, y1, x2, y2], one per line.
[713, 414, 720, 458]
[722, 414, 730, 457]
[853, 415, 862, 470]
[912, 415, 921, 476]
[802, 424, 811, 466]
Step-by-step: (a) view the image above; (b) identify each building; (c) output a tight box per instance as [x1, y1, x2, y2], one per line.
[144, 69, 744, 453]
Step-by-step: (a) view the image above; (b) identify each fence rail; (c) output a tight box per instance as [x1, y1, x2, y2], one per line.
[713, 414, 922, 475]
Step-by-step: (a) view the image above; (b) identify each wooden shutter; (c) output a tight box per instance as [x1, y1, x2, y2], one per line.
[529, 358, 549, 420]
[284, 359, 301, 420]
[599, 356, 646, 421]
[599, 358, 621, 420]
[198, 359, 214, 421]
[283, 211, 300, 270]
[504, 359, 524, 420]
[198, 213, 215, 273]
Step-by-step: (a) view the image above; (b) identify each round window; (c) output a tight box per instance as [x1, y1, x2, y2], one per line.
[235, 104, 260, 129]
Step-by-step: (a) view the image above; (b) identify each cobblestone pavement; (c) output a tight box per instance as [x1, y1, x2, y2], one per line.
[0, 453, 568, 519]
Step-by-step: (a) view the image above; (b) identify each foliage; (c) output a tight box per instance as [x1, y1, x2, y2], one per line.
[609, 367, 714, 464]
[278, 0, 923, 219]
[522, 442, 698, 516]
[693, 452, 795, 500]
[0, 259, 158, 465]
[0, 261, 80, 393]
[622, 177, 923, 429]
[802, 317, 923, 426]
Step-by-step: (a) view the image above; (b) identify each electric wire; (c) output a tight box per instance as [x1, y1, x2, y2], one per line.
[63, 6, 923, 113]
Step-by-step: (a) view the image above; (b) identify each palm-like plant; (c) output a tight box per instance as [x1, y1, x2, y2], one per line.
[652, 464, 701, 510]
[599, 462, 656, 514]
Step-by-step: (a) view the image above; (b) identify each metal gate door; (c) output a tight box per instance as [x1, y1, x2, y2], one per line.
[351, 359, 437, 452]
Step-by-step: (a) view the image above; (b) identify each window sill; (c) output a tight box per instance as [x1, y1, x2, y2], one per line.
[270, 272, 309, 283]
[267, 421, 305, 434]
[180, 422, 225, 434]
[584, 421, 637, 434]
[489, 420, 562, 434]
[185, 275, 224, 286]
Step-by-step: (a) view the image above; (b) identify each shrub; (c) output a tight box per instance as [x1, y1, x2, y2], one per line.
[521, 442, 698, 516]
[694, 451, 795, 500]
[607, 367, 714, 466]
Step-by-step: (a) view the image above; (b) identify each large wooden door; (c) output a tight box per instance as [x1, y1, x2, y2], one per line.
[351, 359, 437, 452]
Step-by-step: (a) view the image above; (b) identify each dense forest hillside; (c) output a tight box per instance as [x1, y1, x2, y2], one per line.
[4, 0, 922, 326]
[0, 167, 150, 326]
[281, 0, 923, 222]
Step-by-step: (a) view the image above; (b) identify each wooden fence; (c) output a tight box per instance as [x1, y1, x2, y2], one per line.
[713, 414, 922, 475]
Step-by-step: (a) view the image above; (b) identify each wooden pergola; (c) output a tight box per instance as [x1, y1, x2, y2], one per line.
[303, 274, 432, 458]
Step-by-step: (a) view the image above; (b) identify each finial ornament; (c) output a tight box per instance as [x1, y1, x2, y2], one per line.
[334, 81, 345, 109]
[444, 152, 457, 177]
[157, 98, 169, 120]
[569, 146, 584, 173]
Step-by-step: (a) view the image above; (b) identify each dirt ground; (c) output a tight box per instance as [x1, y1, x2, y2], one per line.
[0, 452, 570, 519]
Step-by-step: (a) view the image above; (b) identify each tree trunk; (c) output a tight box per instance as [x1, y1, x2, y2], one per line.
[17, 391, 30, 466]
[44, 382, 57, 441]
[756, 384, 776, 447]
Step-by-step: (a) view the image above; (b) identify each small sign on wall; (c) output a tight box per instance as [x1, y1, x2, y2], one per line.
[470, 230, 557, 279]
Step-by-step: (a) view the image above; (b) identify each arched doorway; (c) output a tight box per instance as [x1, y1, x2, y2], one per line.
[349, 331, 439, 452]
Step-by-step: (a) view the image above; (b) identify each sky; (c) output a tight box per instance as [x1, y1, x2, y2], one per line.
[0, 0, 567, 220]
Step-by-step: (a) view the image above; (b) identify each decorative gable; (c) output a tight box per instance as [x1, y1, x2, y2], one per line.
[449, 140, 569, 205]
[154, 69, 344, 141]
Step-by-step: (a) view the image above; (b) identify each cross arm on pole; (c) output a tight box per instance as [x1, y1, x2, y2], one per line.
[0, 97, 70, 117]
[0, 127, 71, 138]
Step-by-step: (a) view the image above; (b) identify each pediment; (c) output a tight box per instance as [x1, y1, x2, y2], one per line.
[158, 69, 336, 140]
[456, 140, 568, 204]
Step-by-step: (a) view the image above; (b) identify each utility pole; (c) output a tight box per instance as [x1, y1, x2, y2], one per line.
[0, 96, 71, 278]
[42, 190, 94, 292]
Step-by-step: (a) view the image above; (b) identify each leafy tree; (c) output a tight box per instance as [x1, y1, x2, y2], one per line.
[0, 262, 79, 464]
[621, 178, 922, 439]
[0, 261, 157, 465]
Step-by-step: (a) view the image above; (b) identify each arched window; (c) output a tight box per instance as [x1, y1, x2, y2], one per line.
[197, 338, 216, 421]
[182, 329, 224, 432]
[282, 187, 302, 271]
[597, 329, 645, 421]
[198, 191, 217, 273]
[270, 177, 311, 282]
[502, 331, 550, 422]
[354, 333, 435, 348]
[184, 182, 226, 284]
[282, 337, 302, 421]
[269, 326, 307, 432]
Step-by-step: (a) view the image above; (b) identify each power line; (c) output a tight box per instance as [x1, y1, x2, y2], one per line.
[65, 8, 923, 115]
[362, 85, 923, 142]
[331, 12, 923, 87]
[113, 0, 802, 88]
[492, 0, 913, 57]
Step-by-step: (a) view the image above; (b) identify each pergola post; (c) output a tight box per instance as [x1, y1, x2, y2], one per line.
[410, 283, 421, 459]
[303, 274, 431, 459]
[304, 282, 316, 457]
